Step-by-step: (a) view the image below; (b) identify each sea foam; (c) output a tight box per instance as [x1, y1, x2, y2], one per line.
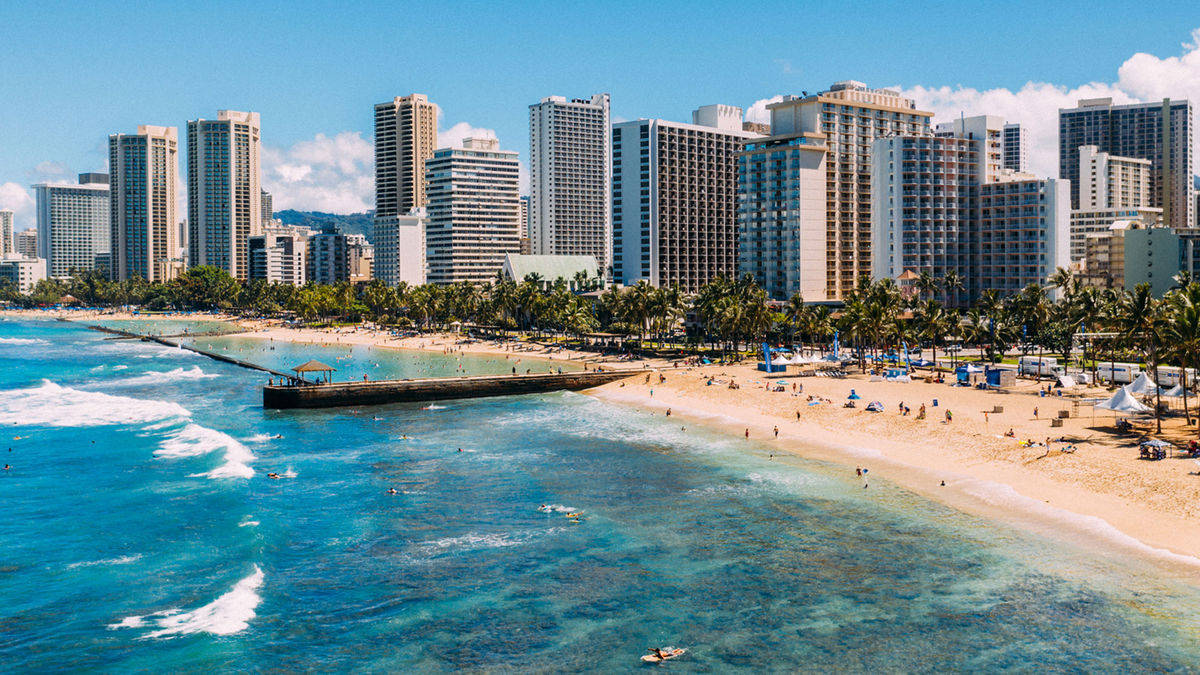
[0, 337, 48, 345]
[108, 366, 219, 388]
[0, 380, 190, 427]
[156, 423, 255, 480]
[109, 566, 264, 638]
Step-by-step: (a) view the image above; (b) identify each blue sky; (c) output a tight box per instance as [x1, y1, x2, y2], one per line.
[3, 1, 1200, 228]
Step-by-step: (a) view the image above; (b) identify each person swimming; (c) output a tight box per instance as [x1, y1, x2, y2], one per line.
[387, 488, 398, 495]
[267, 472, 281, 480]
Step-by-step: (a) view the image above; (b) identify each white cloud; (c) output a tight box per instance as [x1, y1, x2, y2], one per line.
[900, 28, 1200, 178]
[32, 161, 68, 178]
[437, 121, 498, 149]
[0, 182, 35, 229]
[744, 95, 783, 124]
[261, 131, 374, 214]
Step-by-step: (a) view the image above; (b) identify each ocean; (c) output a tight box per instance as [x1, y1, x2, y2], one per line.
[2, 317, 1200, 671]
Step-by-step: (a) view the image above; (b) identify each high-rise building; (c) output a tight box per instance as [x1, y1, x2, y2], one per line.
[424, 137, 521, 284]
[260, 189, 273, 222]
[15, 230, 37, 259]
[108, 125, 179, 281]
[347, 234, 373, 283]
[34, 174, 110, 277]
[373, 208, 426, 286]
[0, 210, 13, 257]
[374, 94, 438, 217]
[1059, 97, 1194, 229]
[737, 132, 828, 300]
[977, 177, 1070, 296]
[1002, 123, 1028, 173]
[934, 115, 1004, 183]
[750, 82, 933, 299]
[528, 93, 611, 273]
[187, 110, 263, 280]
[612, 107, 760, 291]
[518, 195, 530, 254]
[1077, 145, 1152, 210]
[248, 223, 311, 286]
[872, 135, 980, 306]
[1069, 145, 1160, 261]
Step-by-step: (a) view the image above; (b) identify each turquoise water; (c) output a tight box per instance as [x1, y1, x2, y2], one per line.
[184, 334, 580, 383]
[3, 318, 1200, 671]
[90, 316, 246, 336]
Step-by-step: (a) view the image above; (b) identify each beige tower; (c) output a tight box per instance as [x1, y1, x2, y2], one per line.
[109, 125, 179, 281]
[374, 94, 438, 217]
[187, 110, 262, 280]
[765, 82, 932, 299]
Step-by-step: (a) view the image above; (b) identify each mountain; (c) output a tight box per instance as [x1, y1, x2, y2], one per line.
[274, 210, 375, 240]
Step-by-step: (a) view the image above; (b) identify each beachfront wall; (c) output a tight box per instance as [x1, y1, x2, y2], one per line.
[262, 370, 638, 409]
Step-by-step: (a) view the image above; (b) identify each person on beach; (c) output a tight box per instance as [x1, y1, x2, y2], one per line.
[745, 428, 750, 439]
[773, 425, 779, 438]
[945, 410, 953, 423]
[666, 408, 671, 417]
[1033, 406, 1039, 419]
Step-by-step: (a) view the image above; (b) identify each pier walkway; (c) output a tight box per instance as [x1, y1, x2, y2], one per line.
[262, 370, 638, 409]
[82, 324, 303, 383]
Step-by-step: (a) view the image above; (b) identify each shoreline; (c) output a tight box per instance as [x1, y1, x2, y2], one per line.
[588, 366, 1200, 573]
[9, 307, 1200, 571]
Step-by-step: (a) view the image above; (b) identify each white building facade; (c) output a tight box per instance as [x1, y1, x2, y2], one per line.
[35, 175, 110, 278]
[528, 94, 611, 274]
[248, 223, 312, 286]
[0, 255, 46, 293]
[373, 209, 426, 286]
[612, 108, 759, 291]
[424, 138, 521, 285]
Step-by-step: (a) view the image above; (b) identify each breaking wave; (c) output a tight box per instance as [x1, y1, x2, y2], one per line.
[108, 566, 264, 638]
[0, 380, 190, 427]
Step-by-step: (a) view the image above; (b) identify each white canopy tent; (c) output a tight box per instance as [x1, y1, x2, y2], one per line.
[1127, 372, 1158, 395]
[1096, 387, 1152, 414]
[1162, 384, 1186, 398]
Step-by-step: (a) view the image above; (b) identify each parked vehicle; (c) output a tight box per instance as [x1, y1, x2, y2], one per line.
[1152, 366, 1199, 388]
[1095, 362, 1141, 385]
[1018, 356, 1062, 378]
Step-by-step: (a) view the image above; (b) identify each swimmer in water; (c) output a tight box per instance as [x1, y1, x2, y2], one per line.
[267, 472, 281, 480]
[387, 488, 398, 495]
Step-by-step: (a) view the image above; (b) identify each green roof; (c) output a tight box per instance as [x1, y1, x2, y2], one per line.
[502, 254, 598, 284]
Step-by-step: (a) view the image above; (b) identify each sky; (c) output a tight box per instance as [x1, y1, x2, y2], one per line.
[3, 1, 1200, 231]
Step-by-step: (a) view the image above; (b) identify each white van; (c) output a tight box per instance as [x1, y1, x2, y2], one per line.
[1154, 366, 1199, 388]
[1018, 356, 1061, 378]
[1095, 362, 1141, 385]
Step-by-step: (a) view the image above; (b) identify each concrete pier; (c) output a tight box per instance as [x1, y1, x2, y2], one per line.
[82, 324, 303, 383]
[262, 370, 638, 409]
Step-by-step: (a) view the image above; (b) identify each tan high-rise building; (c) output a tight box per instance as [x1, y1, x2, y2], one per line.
[109, 125, 179, 281]
[0, 210, 12, 257]
[187, 110, 262, 280]
[374, 94, 438, 217]
[758, 82, 932, 299]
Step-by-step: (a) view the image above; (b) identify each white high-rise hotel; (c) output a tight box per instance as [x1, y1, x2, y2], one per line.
[612, 105, 760, 291]
[35, 174, 110, 278]
[187, 110, 262, 280]
[424, 137, 521, 285]
[528, 94, 611, 274]
[109, 125, 179, 281]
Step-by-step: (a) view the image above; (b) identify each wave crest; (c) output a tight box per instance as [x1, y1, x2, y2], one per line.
[0, 380, 190, 427]
[109, 566, 264, 638]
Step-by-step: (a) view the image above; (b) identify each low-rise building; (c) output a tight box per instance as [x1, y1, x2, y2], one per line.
[373, 209, 426, 286]
[249, 223, 312, 286]
[500, 254, 600, 291]
[0, 255, 47, 293]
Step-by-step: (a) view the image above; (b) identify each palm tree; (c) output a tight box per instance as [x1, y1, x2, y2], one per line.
[942, 269, 964, 306]
[915, 270, 938, 302]
[1120, 283, 1166, 433]
[1165, 282, 1200, 433]
[914, 299, 953, 373]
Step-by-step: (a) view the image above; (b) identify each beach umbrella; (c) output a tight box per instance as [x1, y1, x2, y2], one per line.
[1140, 439, 1170, 448]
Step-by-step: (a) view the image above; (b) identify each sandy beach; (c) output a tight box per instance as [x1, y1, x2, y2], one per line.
[13, 307, 1200, 565]
[589, 361, 1200, 567]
